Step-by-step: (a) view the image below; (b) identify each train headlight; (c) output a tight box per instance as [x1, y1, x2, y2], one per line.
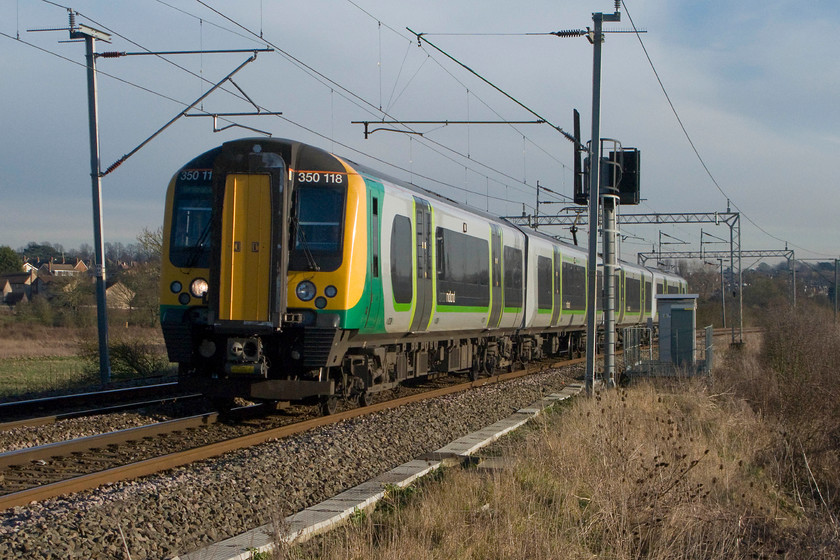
[296, 281, 316, 302]
[324, 285, 337, 298]
[170, 281, 183, 294]
[190, 278, 209, 298]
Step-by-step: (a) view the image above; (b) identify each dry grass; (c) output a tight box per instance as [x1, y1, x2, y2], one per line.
[281, 306, 840, 559]
[0, 322, 170, 397]
[0, 323, 86, 359]
[720, 303, 840, 525]
[287, 384, 812, 559]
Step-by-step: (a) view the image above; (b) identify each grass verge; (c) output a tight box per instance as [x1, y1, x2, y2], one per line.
[279, 305, 839, 559]
[0, 324, 172, 399]
[0, 356, 95, 398]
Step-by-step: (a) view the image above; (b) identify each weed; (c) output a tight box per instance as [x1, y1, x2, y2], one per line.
[377, 483, 419, 514]
[348, 507, 367, 525]
[247, 547, 272, 560]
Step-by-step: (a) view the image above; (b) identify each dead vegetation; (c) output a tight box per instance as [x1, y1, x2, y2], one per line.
[282, 304, 840, 559]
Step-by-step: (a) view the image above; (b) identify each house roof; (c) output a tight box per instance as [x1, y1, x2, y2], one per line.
[0, 272, 35, 284]
[37, 260, 89, 275]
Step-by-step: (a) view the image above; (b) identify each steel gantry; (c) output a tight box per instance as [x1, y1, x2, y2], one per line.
[503, 210, 745, 344]
[639, 248, 796, 343]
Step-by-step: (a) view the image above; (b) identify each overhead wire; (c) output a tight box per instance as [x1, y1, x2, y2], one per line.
[35, 0, 807, 260]
[190, 0, 563, 206]
[10, 9, 525, 209]
[341, 1, 574, 204]
[59, 0, 574, 211]
[4, 16, 520, 208]
[0, 30, 190, 107]
[29, 0, 274, 139]
[621, 0, 832, 259]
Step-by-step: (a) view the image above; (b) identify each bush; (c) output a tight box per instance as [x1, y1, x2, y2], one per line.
[80, 334, 170, 380]
[721, 301, 840, 517]
[13, 297, 55, 326]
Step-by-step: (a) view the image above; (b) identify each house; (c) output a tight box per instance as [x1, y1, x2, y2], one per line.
[106, 281, 135, 309]
[3, 292, 28, 307]
[37, 258, 89, 278]
[0, 270, 38, 306]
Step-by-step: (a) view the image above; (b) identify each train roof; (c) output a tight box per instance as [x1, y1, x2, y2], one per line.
[209, 138, 685, 281]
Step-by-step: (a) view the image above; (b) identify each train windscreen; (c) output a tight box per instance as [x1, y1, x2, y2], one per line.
[289, 185, 346, 271]
[169, 180, 213, 269]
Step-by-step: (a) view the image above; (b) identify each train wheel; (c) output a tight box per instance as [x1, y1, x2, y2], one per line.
[211, 396, 235, 412]
[320, 395, 338, 416]
[470, 346, 487, 381]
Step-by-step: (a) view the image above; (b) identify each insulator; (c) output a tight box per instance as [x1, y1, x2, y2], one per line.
[100, 51, 125, 58]
[68, 11, 76, 30]
[104, 158, 125, 176]
[553, 29, 586, 38]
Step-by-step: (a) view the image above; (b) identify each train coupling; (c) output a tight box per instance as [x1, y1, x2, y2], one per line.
[224, 336, 268, 377]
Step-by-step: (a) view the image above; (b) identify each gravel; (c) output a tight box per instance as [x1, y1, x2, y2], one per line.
[0, 412, 173, 454]
[0, 365, 580, 559]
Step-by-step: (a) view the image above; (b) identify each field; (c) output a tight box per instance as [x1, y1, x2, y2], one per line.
[0, 321, 170, 399]
[285, 304, 840, 559]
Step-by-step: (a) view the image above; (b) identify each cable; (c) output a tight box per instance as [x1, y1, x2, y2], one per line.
[191, 1, 566, 206]
[0, 30, 188, 107]
[622, 0, 833, 258]
[798, 260, 836, 287]
[71, 9, 260, 115]
[154, 0, 262, 45]
[5, 15, 520, 209]
[341, 1, 573, 202]
[410, 29, 579, 146]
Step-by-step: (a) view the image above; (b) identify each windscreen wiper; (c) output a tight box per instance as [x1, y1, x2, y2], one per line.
[185, 220, 212, 268]
[292, 217, 320, 271]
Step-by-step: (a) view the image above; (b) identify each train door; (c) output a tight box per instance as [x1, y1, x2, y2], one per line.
[410, 197, 433, 331]
[364, 193, 382, 329]
[218, 174, 272, 322]
[488, 225, 503, 328]
[550, 247, 562, 326]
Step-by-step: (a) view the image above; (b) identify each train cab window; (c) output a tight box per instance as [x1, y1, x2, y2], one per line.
[503, 246, 523, 309]
[290, 185, 345, 271]
[391, 215, 412, 304]
[169, 182, 213, 268]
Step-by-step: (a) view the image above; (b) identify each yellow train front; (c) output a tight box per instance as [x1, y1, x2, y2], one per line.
[160, 138, 372, 408]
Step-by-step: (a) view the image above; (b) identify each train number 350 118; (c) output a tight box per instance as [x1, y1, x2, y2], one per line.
[297, 172, 344, 184]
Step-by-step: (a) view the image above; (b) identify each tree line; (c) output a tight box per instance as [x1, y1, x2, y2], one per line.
[1, 227, 163, 329]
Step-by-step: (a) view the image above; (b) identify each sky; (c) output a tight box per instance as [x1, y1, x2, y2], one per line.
[1, 0, 838, 265]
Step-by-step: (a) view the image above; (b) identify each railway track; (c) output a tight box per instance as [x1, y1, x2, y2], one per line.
[0, 382, 195, 425]
[0, 328, 748, 514]
[0, 358, 578, 512]
[0, 392, 207, 433]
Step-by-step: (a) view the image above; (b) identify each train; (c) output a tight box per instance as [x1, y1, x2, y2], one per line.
[159, 138, 687, 413]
